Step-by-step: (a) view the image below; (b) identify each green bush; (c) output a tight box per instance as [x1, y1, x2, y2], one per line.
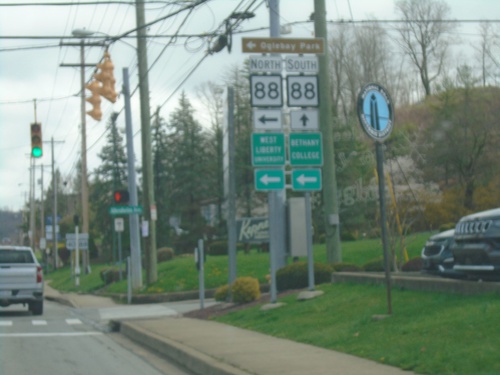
[214, 284, 229, 302]
[99, 267, 124, 284]
[208, 241, 227, 256]
[276, 262, 333, 291]
[157, 247, 174, 263]
[402, 257, 424, 272]
[439, 223, 456, 232]
[332, 262, 363, 272]
[231, 277, 261, 303]
[363, 258, 393, 272]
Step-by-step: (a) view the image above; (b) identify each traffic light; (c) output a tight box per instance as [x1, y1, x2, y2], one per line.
[85, 80, 102, 121]
[95, 51, 117, 103]
[113, 190, 129, 204]
[30, 122, 43, 158]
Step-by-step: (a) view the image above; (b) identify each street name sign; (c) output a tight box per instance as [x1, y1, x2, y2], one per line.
[252, 133, 285, 166]
[286, 75, 319, 107]
[255, 169, 285, 190]
[242, 37, 325, 54]
[109, 205, 143, 215]
[253, 109, 282, 130]
[291, 169, 322, 191]
[66, 233, 89, 250]
[290, 109, 319, 130]
[289, 132, 323, 166]
[285, 56, 319, 73]
[249, 56, 282, 73]
[250, 74, 283, 107]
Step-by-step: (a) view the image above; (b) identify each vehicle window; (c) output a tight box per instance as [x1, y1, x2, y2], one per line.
[0, 250, 34, 264]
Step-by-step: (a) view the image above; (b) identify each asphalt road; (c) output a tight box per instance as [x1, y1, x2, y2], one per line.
[0, 300, 194, 375]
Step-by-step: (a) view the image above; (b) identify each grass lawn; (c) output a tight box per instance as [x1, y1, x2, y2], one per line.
[214, 283, 500, 375]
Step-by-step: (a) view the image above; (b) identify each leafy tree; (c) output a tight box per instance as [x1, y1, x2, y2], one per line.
[90, 113, 128, 259]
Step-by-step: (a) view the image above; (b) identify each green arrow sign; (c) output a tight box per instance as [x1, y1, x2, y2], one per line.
[252, 133, 286, 166]
[109, 206, 143, 215]
[255, 169, 285, 190]
[289, 132, 323, 166]
[291, 169, 322, 191]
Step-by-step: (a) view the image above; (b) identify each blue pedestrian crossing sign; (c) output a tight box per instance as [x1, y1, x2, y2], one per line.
[357, 83, 394, 142]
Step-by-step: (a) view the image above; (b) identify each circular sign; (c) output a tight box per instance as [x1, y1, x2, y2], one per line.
[357, 83, 394, 142]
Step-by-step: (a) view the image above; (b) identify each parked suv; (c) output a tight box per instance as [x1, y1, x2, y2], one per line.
[0, 246, 44, 315]
[421, 229, 455, 273]
[451, 208, 500, 279]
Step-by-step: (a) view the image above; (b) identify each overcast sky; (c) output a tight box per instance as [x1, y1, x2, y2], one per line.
[0, 0, 498, 213]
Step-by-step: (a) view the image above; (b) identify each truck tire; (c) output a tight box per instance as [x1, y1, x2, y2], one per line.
[29, 300, 44, 316]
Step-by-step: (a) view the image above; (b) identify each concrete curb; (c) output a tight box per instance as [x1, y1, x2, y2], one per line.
[116, 320, 250, 375]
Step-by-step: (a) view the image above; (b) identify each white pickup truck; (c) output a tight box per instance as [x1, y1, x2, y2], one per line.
[0, 245, 44, 315]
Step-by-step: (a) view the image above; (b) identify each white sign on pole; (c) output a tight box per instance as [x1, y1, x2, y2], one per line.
[65, 233, 89, 250]
[290, 109, 319, 130]
[115, 218, 125, 232]
[286, 75, 319, 107]
[253, 109, 282, 130]
[249, 56, 282, 73]
[285, 56, 319, 73]
[250, 74, 283, 107]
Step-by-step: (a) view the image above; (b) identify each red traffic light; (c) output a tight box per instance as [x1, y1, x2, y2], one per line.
[113, 190, 129, 204]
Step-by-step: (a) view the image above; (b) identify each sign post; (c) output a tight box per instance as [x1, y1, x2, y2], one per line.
[357, 82, 395, 315]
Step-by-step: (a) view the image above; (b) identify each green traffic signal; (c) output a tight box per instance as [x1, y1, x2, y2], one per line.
[32, 146, 43, 158]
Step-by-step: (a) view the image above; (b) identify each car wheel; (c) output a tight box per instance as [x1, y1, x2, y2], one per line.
[29, 300, 44, 316]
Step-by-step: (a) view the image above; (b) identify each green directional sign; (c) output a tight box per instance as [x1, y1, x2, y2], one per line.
[289, 132, 323, 166]
[255, 169, 285, 191]
[291, 169, 322, 191]
[109, 205, 143, 215]
[252, 133, 286, 166]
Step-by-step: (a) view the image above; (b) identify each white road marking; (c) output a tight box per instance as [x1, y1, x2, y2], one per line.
[0, 332, 102, 338]
[0, 321, 13, 326]
[65, 319, 82, 325]
[32, 320, 47, 325]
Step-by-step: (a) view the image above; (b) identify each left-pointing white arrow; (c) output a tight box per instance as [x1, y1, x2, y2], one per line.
[297, 174, 317, 185]
[246, 41, 256, 50]
[260, 174, 281, 185]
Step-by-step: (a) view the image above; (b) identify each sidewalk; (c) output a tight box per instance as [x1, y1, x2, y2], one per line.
[45, 282, 416, 375]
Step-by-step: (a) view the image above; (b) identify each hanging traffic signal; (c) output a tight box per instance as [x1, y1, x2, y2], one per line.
[30, 122, 43, 158]
[113, 190, 129, 204]
[95, 51, 117, 103]
[85, 80, 102, 121]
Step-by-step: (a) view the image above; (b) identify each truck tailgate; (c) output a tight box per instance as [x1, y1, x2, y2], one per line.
[0, 264, 38, 290]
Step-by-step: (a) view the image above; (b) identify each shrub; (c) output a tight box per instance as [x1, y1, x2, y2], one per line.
[214, 284, 229, 302]
[231, 276, 261, 303]
[208, 241, 227, 256]
[276, 262, 333, 291]
[332, 262, 362, 272]
[363, 258, 393, 272]
[402, 257, 424, 272]
[157, 247, 174, 263]
[439, 223, 456, 232]
[99, 267, 124, 284]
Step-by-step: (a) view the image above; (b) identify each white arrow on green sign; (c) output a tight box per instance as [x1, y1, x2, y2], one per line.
[109, 206, 143, 215]
[289, 132, 323, 166]
[255, 169, 285, 190]
[291, 169, 322, 191]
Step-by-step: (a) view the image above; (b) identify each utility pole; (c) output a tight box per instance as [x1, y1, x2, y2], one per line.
[61, 37, 103, 273]
[314, 0, 342, 263]
[135, 0, 157, 283]
[50, 137, 64, 269]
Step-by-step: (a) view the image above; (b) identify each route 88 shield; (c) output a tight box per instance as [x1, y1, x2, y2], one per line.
[250, 74, 283, 107]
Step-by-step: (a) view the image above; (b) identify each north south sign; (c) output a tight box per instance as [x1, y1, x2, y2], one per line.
[357, 83, 394, 142]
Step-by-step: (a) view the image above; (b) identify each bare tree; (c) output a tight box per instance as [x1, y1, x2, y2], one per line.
[395, 0, 456, 97]
[474, 22, 500, 86]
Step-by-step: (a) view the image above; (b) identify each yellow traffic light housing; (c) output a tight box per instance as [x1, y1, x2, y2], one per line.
[30, 122, 43, 158]
[95, 51, 117, 103]
[85, 80, 102, 121]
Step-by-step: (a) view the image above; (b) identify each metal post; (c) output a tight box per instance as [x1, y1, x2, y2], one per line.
[122, 67, 143, 289]
[198, 239, 205, 310]
[305, 193, 315, 291]
[376, 142, 392, 315]
[226, 87, 237, 286]
[75, 224, 80, 287]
